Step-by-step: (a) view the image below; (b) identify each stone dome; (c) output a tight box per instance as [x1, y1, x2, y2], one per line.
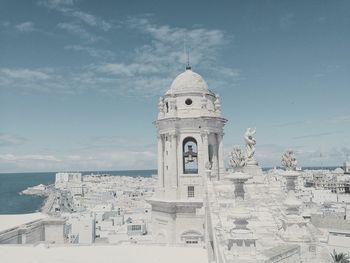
[166, 68, 211, 95]
[334, 167, 344, 174]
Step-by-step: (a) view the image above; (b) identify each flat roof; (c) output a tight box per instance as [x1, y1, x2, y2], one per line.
[0, 244, 208, 263]
[0, 213, 47, 232]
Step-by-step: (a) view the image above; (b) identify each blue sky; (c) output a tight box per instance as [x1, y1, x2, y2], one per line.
[1, 0, 350, 172]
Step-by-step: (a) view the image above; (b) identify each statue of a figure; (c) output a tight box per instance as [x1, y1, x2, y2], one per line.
[201, 94, 207, 109]
[158, 97, 164, 118]
[281, 150, 297, 171]
[214, 94, 221, 113]
[169, 97, 176, 111]
[205, 161, 212, 170]
[244, 128, 256, 164]
[158, 97, 164, 112]
[229, 146, 246, 172]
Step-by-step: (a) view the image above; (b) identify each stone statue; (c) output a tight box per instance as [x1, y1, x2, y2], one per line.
[205, 161, 212, 170]
[229, 146, 246, 172]
[244, 128, 257, 164]
[158, 97, 164, 118]
[169, 97, 177, 112]
[201, 94, 207, 109]
[158, 97, 164, 112]
[214, 94, 221, 113]
[281, 150, 297, 171]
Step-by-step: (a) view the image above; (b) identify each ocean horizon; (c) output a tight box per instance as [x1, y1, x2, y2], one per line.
[0, 169, 157, 215]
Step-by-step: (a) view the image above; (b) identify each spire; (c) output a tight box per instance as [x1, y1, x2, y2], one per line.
[184, 36, 191, 70]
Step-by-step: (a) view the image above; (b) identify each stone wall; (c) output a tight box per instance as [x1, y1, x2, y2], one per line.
[0, 218, 65, 244]
[311, 214, 350, 231]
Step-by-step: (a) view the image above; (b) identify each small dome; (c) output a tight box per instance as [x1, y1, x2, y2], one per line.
[166, 69, 210, 95]
[334, 167, 344, 174]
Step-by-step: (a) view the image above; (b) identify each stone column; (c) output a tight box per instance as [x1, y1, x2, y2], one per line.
[157, 134, 164, 188]
[218, 132, 225, 180]
[172, 132, 178, 188]
[201, 131, 209, 174]
[169, 131, 178, 198]
[18, 228, 26, 244]
[211, 134, 219, 180]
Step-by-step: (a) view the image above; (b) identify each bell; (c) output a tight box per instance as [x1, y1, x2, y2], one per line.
[187, 154, 194, 163]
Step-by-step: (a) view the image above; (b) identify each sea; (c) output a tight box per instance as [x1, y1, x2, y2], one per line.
[0, 170, 156, 215]
[0, 167, 338, 215]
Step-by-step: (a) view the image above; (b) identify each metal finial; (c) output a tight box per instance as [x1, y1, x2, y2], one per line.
[184, 36, 191, 70]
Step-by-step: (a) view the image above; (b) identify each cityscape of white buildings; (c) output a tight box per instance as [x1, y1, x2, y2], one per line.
[1, 67, 350, 262]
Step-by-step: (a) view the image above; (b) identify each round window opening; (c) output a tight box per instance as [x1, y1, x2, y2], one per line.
[185, 98, 193, 105]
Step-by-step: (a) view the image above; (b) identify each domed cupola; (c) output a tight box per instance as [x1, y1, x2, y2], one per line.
[165, 68, 214, 96]
[159, 67, 220, 119]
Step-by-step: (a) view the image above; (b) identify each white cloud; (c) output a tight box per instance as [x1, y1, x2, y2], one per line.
[292, 132, 335, 140]
[0, 133, 27, 146]
[125, 16, 228, 68]
[326, 115, 350, 124]
[88, 17, 240, 96]
[1, 17, 240, 97]
[57, 22, 98, 42]
[280, 13, 296, 29]
[71, 11, 111, 31]
[0, 149, 156, 172]
[1, 21, 11, 27]
[0, 154, 60, 162]
[15, 22, 36, 32]
[96, 63, 160, 76]
[39, 0, 111, 31]
[0, 68, 50, 80]
[64, 45, 114, 58]
[38, 0, 75, 12]
[253, 143, 349, 168]
[0, 67, 80, 94]
[0, 134, 157, 173]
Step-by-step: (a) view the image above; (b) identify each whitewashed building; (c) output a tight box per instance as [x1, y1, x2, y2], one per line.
[344, 161, 350, 174]
[66, 213, 96, 244]
[55, 172, 83, 196]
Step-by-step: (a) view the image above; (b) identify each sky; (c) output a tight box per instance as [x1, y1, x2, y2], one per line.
[1, 0, 350, 173]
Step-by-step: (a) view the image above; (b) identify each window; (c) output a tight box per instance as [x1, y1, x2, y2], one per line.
[131, 225, 141, 231]
[208, 144, 214, 164]
[188, 186, 194, 198]
[165, 102, 169, 112]
[185, 98, 192, 105]
[186, 240, 198, 244]
[183, 137, 198, 174]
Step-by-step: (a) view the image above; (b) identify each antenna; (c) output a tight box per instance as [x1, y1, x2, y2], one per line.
[184, 36, 191, 70]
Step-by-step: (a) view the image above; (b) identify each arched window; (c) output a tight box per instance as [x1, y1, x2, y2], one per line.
[183, 137, 198, 174]
[208, 144, 214, 164]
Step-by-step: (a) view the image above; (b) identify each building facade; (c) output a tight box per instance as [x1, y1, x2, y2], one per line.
[148, 66, 227, 244]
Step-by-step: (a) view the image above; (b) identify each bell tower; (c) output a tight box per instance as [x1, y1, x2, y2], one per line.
[148, 67, 227, 245]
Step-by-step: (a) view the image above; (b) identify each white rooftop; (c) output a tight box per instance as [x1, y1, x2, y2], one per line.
[0, 244, 208, 263]
[166, 69, 212, 95]
[0, 213, 47, 232]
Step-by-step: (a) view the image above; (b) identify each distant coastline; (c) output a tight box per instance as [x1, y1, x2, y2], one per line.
[0, 169, 158, 175]
[0, 170, 157, 215]
[0, 167, 342, 215]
